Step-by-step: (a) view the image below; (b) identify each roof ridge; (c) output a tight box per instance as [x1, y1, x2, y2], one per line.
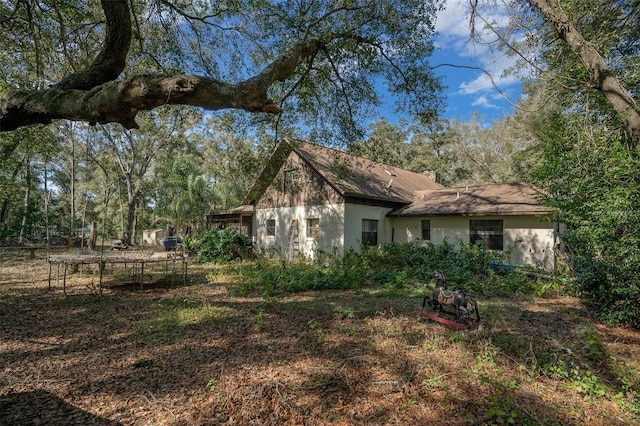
[293, 139, 434, 179]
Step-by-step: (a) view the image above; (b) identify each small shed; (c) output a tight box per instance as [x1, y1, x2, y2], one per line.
[143, 229, 166, 246]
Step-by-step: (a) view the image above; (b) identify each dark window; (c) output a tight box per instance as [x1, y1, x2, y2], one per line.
[362, 219, 378, 246]
[470, 220, 503, 250]
[421, 220, 431, 240]
[307, 218, 320, 239]
[266, 219, 276, 237]
[284, 169, 300, 194]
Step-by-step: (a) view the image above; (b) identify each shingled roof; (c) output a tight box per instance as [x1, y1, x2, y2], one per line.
[243, 138, 443, 205]
[293, 141, 443, 202]
[388, 182, 552, 217]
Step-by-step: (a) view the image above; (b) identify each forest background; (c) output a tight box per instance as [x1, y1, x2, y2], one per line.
[1, 0, 639, 327]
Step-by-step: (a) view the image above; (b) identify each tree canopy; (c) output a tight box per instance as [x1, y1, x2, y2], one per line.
[468, 0, 640, 145]
[0, 0, 444, 148]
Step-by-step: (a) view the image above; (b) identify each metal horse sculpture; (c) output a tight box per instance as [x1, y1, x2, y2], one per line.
[420, 270, 481, 329]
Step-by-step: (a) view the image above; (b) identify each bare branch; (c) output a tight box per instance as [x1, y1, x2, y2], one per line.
[432, 63, 522, 110]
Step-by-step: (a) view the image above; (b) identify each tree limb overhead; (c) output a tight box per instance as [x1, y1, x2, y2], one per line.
[528, 0, 640, 146]
[0, 0, 324, 132]
[55, 0, 131, 91]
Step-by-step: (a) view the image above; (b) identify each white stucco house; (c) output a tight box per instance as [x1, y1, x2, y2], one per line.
[211, 138, 559, 269]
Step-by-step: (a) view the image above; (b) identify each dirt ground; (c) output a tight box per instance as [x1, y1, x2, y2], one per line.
[1, 251, 639, 425]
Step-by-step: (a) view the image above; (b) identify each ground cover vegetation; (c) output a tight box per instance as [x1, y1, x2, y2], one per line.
[197, 230, 548, 298]
[0, 0, 637, 372]
[1, 248, 639, 424]
[1, 1, 639, 422]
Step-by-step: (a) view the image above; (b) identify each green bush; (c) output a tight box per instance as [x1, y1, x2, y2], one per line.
[226, 241, 552, 298]
[196, 227, 254, 264]
[533, 113, 640, 328]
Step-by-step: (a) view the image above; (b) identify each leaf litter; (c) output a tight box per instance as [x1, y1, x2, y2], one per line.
[0, 252, 638, 425]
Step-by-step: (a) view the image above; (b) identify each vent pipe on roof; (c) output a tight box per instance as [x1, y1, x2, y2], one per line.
[456, 191, 460, 200]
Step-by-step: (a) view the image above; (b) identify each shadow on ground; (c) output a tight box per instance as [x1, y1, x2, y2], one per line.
[0, 389, 122, 426]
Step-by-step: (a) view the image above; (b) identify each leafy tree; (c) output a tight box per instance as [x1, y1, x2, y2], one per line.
[78, 107, 201, 244]
[405, 120, 467, 186]
[348, 119, 410, 167]
[466, 1, 639, 326]
[346, 116, 533, 187]
[0, 126, 59, 242]
[1, 0, 445, 150]
[469, 0, 639, 145]
[197, 114, 266, 211]
[407, 115, 535, 187]
[152, 154, 211, 235]
[533, 111, 640, 327]
[526, 0, 640, 146]
[148, 113, 264, 236]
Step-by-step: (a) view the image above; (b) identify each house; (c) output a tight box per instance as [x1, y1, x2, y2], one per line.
[387, 183, 558, 268]
[219, 138, 558, 269]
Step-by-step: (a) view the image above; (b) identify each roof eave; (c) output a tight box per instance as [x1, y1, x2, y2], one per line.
[388, 210, 554, 217]
[343, 192, 412, 204]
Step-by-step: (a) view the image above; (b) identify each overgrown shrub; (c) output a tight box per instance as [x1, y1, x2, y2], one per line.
[196, 227, 254, 264]
[534, 113, 640, 328]
[226, 241, 550, 298]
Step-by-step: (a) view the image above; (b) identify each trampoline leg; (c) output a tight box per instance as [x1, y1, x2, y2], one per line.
[63, 263, 68, 295]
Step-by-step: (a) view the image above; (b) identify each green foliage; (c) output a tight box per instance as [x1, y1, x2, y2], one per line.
[224, 241, 554, 298]
[2, 0, 445, 146]
[484, 393, 521, 425]
[544, 359, 608, 397]
[196, 227, 254, 264]
[533, 112, 640, 328]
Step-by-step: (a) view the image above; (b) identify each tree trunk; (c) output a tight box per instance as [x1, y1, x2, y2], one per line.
[529, 0, 640, 146]
[89, 220, 97, 250]
[1, 198, 10, 239]
[18, 161, 31, 244]
[70, 133, 76, 233]
[123, 173, 137, 245]
[43, 162, 50, 249]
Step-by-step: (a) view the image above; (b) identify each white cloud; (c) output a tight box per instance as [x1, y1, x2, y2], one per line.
[432, 0, 528, 118]
[434, 0, 470, 39]
[471, 95, 500, 109]
[459, 74, 493, 95]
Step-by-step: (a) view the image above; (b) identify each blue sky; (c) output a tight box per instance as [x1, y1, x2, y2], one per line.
[431, 0, 523, 124]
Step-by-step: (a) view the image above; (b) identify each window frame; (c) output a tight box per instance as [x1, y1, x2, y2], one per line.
[306, 218, 320, 239]
[469, 219, 503, 250]
[266, 219, 276, 237]
[361, 219, 378, 246]
[421, 219, 431, 241]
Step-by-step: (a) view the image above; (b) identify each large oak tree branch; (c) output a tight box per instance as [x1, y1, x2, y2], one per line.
[0, 37, 324, 132]
[56, 0, 131, 90]
[529, 0, 640, 146]
[0, 0, 324, 132]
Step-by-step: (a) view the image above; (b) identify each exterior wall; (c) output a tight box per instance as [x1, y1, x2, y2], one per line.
[256, 152, 342, 209]
[253, 202, 396, 258]
[252, 150, 349, 259]
[249, 147, 556, 268]
[143, 229, 165, 246]
[388, 215, 556, 269]
[344, 203, 394, 253]
[254, 204, 345, 259]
